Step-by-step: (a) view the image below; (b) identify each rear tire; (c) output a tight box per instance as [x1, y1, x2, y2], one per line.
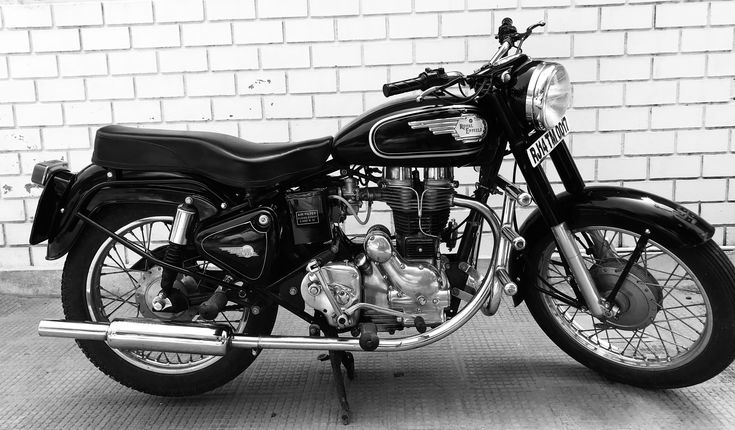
[523, 215, 735, 388]
[61, 205, 278, 396]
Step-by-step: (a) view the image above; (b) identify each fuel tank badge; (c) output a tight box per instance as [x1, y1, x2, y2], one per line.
[221, 244, 259, 258]
[408, 113, 487, 143]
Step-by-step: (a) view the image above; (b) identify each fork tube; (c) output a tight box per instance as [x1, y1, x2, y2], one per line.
[550, 140, 585, 195]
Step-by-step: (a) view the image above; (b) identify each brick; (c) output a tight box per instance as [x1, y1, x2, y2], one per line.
[0, 129, 42, 151]
[87, 77, 135, 100]
[30, 246, 65, 268]
[4, 223, 31, 245]
[708, 53, 735, 77]
[103, 1, 153, 24]
[361, 0, 411, 15]
[547, 8, 599, 32]
[574, 32, 624, 57]
[263, 95, 312, 119]
[653, 55, 706, 79]
[573, 83, 623, 108]
[388, 14, 438, 39]
[233, 21, 283, 44]
[415, 38, 464, 63]
[656, 2, 708, 28]
[54, 2, 102, 26]
[598, 157, 647, 180]
[37, 79, 85, 102]
[0, 106, 13, 127]
[467, 0, 517, 8]
[112, 100, 161, 123]
[700, 203, 735, 224]
[0, 80, 35, 103]
[15, 104, 63, 127]
[625, 80, 676, 106]
[521, 0, 570, 6]
[364, 41, 412, 65]
[339, 68, 387, 92]
[61, 53, 108, 77]
[626, 29, 678, 55]
[237, 71, 286, 94]
[81, 27, 130, 51]
[159, 49, 208, 72]
[194, 122, 239, 135]
[703, 154, 735, 177]
[676, 179, 727, 202]
[563, 59, 597, 83]
[711, 2, 735, 26]
[2, 4, 52, 28]
[575, 0, 623, 4]
[31, 29, 80, 52]
[163, 99, 212, 121]
[288, 69, 336, 93]
[623, 130, 675, 155]
[524, 34, 571, 58]
[186, 73, 236, 96]
[9, 55, 57, 78]
[154, 0, 203, 22]
[182, 22, 232, 46]
[415, 0, 463, 12]
[42, 127, 91, 150]
[598, 107, 649, 131]
[209, 46, 259, 71]
[571, 133, 621, 157]
[682, 28, 734, 53]
[285, 19, 334, 42]
[290, 118, 339, 140]
[0, 31, 30, 54]
[66, 149, 94, 170]
[0, 58, 6, 79]
[650, 155, 701, 179]
[467, 37, 495, 61]
[599, 57, 650, 82]
[256, 0, 306, 18]
[64, 102, 112, 125]
[441, 12, 493, 37]
[312, 43, 361, 67]
[565, 108, 596, 132]
[109, 51, 157, 75]
[20, 151, 67, 175]
[679, 79, 732, 104]
[705, 104, 735, 128]
[678, 129, 729, 153]
[0, 154, 21, 175]
[314, 93, 362, 117]
[131, 25, 180, 48]
[310, 0, 358, 16]
[337, 17, 386, 41]
[212, 97, 262, 120]
[651, 105, 703, 129]
[205, 0, 255, 20]
[261, 45, 310, 69]
[601, 5, 652, 30]
[239, 120, 289, 142]
[623, 180, 674, 199]
[0, 247, 30, 268]
[136, 75, 185, 98]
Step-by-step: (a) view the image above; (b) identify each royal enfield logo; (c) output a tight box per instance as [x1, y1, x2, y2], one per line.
[408, 113, 487, 143]
[220, 245, 259, 259]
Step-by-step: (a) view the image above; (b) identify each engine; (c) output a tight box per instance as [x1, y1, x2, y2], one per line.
[299, 167, 456, 333]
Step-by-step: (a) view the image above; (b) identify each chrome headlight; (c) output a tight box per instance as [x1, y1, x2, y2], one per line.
[525, 62, 571, 130]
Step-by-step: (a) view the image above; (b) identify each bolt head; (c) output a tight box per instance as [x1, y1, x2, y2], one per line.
[220, 202, 227, 209]
[289, 286, 298, 296]
[258, 214, 270, 226]
[184, 197, 194, 205]
[251, 306, 261, 315]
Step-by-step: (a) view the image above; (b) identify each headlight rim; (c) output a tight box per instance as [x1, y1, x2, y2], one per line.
[524, 62, 570, 131]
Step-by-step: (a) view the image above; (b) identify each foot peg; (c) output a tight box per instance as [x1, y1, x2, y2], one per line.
[358, 322, 379, 351]
[198, 286, 228, 320]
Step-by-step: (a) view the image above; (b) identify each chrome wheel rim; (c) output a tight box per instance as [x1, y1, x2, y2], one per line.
[538, 226, 712, 369]
[86, 216, 249, 374]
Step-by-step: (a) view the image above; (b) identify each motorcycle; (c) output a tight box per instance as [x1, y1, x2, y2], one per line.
[31, 18, 735, 425]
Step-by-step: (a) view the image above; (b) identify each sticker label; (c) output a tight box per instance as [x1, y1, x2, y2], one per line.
[408, 113, 487, 143]
[295, 210, 320, 226]
[526, 117, 570, 168]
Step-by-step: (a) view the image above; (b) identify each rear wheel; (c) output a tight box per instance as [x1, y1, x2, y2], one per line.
[62, 205, 277, 396]
[523, 216, 735, 388]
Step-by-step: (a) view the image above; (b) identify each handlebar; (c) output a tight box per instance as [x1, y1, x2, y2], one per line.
[382, 67, 448, 97]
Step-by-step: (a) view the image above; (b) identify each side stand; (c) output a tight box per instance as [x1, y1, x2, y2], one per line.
[328, 350, 355, 425]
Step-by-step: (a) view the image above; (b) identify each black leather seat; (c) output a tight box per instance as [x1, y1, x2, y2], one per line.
[92, 125, 332, 188]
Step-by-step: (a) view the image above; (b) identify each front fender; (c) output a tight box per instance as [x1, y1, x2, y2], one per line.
[508, 186, 715, 306]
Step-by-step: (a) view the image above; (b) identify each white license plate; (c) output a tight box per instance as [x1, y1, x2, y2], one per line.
[526, 117, 569, 168]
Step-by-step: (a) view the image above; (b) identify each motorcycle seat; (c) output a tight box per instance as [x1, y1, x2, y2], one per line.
[92, 125, 332, 188]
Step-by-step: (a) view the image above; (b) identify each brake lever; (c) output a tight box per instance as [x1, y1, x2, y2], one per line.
[516, 21, 546, 50]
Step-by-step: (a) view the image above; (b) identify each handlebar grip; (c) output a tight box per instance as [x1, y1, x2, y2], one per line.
[382, 75, 427, 97]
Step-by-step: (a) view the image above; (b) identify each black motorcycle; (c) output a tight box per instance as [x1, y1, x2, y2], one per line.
[32, 19, 735, 424]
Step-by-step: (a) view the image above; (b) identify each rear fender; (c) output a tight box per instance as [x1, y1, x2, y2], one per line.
[32, 164, 232, 260]
[508, 186, 715, 306]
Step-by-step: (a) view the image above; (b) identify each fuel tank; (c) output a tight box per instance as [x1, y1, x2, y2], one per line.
[332, 96, 498, 166]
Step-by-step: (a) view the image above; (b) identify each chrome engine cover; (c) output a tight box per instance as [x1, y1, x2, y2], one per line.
[300, 261, 361, 327]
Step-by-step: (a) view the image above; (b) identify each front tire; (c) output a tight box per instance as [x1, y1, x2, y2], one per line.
[523, 216, 735, 388]
[61, 205, 278, 396]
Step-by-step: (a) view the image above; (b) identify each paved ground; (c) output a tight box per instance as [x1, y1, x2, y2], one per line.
[2, 293, 735, 430]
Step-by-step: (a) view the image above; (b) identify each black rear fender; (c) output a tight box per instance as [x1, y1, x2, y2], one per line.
[30, 164, 233, 260]
[508, 186, 715, 306]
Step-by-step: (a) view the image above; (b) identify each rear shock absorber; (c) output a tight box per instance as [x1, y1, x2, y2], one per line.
[152, 197, 198, 313]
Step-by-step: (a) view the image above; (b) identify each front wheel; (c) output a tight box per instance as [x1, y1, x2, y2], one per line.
[523, 216, 735, 388]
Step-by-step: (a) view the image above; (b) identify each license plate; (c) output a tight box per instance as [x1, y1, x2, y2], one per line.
[526, 117, 569, 168]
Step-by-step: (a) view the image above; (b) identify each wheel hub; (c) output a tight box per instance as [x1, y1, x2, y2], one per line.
[135, 266, 197, 321]
[590, 260, 662, 331]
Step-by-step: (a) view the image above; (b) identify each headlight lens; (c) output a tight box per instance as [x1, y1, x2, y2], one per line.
[525, 63, 572, 130]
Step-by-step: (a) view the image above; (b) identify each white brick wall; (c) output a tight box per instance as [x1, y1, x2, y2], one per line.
[0, 0, 734, 269]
